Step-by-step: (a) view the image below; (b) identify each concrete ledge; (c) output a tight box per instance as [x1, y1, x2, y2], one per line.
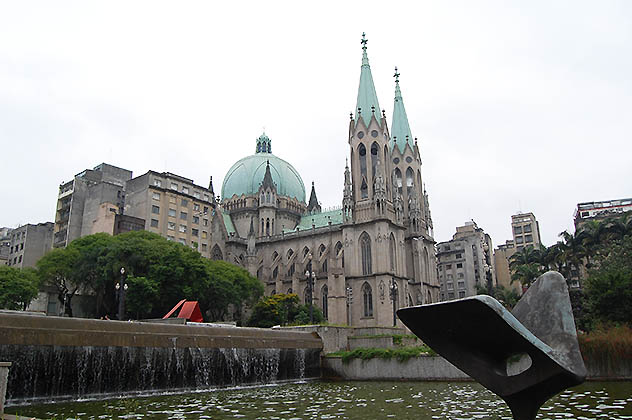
[322, 355, 471, 381]
[0, 313, 322, 350]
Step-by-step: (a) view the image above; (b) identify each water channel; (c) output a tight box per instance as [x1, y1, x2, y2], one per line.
[8, 381, 631, 419]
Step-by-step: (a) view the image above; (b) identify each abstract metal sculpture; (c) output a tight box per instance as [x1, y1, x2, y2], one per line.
[398, 271, 587, 420]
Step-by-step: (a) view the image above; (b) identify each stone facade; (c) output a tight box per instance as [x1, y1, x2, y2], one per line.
[212, 36, 439, 327]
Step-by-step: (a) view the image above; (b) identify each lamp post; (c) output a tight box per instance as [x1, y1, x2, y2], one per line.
[115, 267, 128, 320]
[389, 278, 398, 327]
[305, 253, 315, 324]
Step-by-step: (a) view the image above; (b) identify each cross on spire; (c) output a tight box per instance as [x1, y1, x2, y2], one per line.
[361, 32, 368, 51]
[394, 66, 400, 83]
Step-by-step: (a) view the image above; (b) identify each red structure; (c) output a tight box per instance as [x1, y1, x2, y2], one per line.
[163, 300, 203, 323]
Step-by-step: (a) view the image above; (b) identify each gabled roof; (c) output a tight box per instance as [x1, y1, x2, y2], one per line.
[292, 208, 344, 232]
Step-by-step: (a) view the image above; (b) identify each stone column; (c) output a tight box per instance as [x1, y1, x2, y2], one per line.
[0, 361, 11, 416]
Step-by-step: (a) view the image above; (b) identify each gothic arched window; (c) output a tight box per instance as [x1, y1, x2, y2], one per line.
[358, 144, 368, 198]
[362, 282, 373, 317]
[319, 244, 326, 257]
[394, 168, 403, 197]
[273, 266, 278, 279]
[211, 245, 223, 261]
[406, 167, 414, 199]
[370, 142, 379, 181]
[360, 232, 372, 275]
[389, 233, 396, 271]
[321, 285, 328, 319]
[423, 247, 430, 282]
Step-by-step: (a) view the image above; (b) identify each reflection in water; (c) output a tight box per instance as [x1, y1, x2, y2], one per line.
[10, 381, 632, 419]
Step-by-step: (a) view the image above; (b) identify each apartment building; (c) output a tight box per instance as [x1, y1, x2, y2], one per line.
[574, 198, 632, 229]
[6, 222, 54, 268]
[0, 227, 12, 265]
[53, 163, 133, 248]
[511, 212, 542, 251]
[437, 221, 495, 301]
[125, 171, 216, 258]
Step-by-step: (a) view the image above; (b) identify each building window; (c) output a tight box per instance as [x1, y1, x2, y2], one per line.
[169, 196, 177, 204]
[458, 281, 465, 289]
[192, 228, 199, 237]
[523, 224, 532, 233]
[18, 255, 22, 263]
[455, 253, 462, 259]
[178, 238, 186, 245]
[448, 292, 455, 299]
[179, 224, 186, 233]
[360, 232, 372, 275]
[525, 234, 533, 243]
[182, 186, 189, 195]
[211, 245, 223, 260]
[516, 236, 524, 244]
[171, 183, 178, 191]
[152, 192, 160, 200]
[201, 243, 207, 251]
[321, 285, 328, 320]
[154, 179, 162, 187]
[447, 274, 453, 280]
[180, 211, 188, 220]
[202, 231, 207, 239]
[446, 264, 452, 269]
[459, 291, 465, 298]
[514, 226, 522, 234]
[167, 235, 175, 241]
[447, 281, 454, 290]
[389, 234, 396, 271]
[203, 219, 208, 226]
[458, 273, 464, 278]
[151, 205, 160, 214]
[194, 203, 200, 211]
[168, 208, 176, 217]
[203, 206, 209, 214]
[181, 199, 188, 207]
[168, 222, 176, 230]
[194, 192, 200, 199]
[456, 263, 463, 268]
[204, 194, 210, 201]
[193, 216, 199, 224]
[150, 219, 159, 227]
[362, 282, 373, 317]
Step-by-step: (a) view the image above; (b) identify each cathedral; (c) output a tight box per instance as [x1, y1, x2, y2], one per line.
[210, 34, 439, 327]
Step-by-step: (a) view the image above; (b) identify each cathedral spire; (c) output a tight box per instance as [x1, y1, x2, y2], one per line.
[390, 67, 414, 152]
[261, 160, 276, 191]
[355, 32, 382, 127]
[307, 181, 321, 214]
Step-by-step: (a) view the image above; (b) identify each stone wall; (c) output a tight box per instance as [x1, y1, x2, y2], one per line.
[322, 356, 470, 381]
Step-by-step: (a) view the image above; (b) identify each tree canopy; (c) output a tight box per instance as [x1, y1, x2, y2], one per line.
[247, 293, 324, 328]
[0, 266, 40, 310]
[35, 231, 261, 322]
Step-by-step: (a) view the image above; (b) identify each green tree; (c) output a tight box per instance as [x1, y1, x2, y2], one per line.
[0, 266, 40, 310]
[247, 293, 323, 327]
[583, 236, 632, 328]
[36, 246, 80, 316]
[125, 276, 159, 320]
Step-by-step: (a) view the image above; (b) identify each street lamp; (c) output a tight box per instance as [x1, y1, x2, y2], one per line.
[305, 253, 315, 324]
[389, 278, 398, 327]
[115, 267, 128, 320]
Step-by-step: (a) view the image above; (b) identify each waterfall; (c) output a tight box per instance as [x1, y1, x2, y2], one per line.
[0, 344, 320, 405]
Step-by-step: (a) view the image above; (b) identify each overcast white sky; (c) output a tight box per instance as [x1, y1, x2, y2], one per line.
[1, 1, 631, 247]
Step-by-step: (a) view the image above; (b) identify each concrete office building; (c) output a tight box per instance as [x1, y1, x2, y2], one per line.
[5, 223, 54, 268]
[494, 239, 521, 294]
[436, 221, 495, 301]
[53, 163, 133, 248]
[125, 171, 216, 258]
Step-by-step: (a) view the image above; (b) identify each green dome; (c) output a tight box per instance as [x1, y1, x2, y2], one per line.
[222, 135, 306, 202]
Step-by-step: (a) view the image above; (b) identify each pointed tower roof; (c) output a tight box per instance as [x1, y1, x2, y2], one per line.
[390, 67, 414, 152]
[307, 181, 321, 214]
[355, 32, 381, 127]
[208, 176, 215, 197]
[261, 160, 276, 190]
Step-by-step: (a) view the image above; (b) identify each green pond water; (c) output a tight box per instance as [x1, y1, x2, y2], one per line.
[8, 381, 631, 420]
